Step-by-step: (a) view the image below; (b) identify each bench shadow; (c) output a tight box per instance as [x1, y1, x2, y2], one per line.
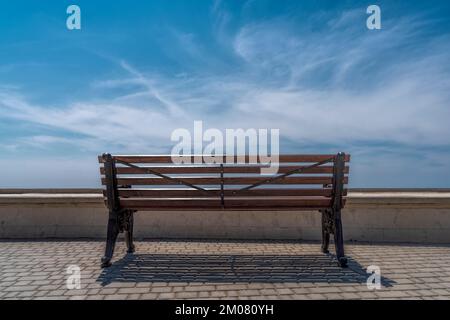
[97, 253, 395, 287]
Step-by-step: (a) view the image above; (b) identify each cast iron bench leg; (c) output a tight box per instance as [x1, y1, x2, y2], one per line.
[334, 209, 347, 268]
[101, 211, 119, 268]
[320, 209, 330, 253]
[124, 210, 135, 254]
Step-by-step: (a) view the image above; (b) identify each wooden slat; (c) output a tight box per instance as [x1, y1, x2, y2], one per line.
[119, 198, 333, 210]
[102, 176, 349, 186]
[98, 154, 350, 164]
[100, 166, 349, 175]
[115, 188, 343, 198]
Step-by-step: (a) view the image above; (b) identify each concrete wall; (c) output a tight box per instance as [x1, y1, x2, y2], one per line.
[0, 189, 450, 243]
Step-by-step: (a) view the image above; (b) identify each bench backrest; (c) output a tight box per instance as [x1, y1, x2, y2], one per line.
[99, 153, 350, 211]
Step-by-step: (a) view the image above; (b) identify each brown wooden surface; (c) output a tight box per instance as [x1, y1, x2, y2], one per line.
[99, 153, 350, 210]
[119, 197, 334, 210]
[114, 188, 349, 198]
[100, 165, 349, 175]
[102, 176, 348, 186]
[98, 154, 351, 164]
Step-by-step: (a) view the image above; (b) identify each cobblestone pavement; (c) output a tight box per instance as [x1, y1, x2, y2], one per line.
[1, 240, 450, 300]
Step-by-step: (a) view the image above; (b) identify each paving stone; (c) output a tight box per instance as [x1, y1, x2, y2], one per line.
[117, 287, 150, 294]
[259, 289, 278, 295]
[197, 291, 212, 298]
[308, 287, 342, 294]
[185, 285, 215, 292]
[86, 295, 105, 300]
[64, 289, 89, 296]
[431, 289, 450, 296]
[46, 290, 67, 296]
[150, 286, 173, 293]
[2, 277, 19, 282]
[175, 291, 199, 299]
[375, 290, 411, 298]
[307, 293, 326, 299]
[157, 292, 176, 299]
[210, 291, 227, 298]
[323, 293, 344, 300]
[276, 288, 294, 295]
[98, 288, 118, 295]
[340, 292, 361, 299]
[3, 285, 38, 292]
[104, 294, 128, 300]
[69, 295, 87, 300]
[17, 291, 35, 298]
[1, 240, 450, 300]
[141, 293, 158, 299]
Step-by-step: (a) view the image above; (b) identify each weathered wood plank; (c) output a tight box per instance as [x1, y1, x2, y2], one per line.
[119, 198, 334, 210]
[100, 165, 349, 175]
[98, 154, 351, 164]
[102, 176, 349, 186]
[114, 188, 347, 198]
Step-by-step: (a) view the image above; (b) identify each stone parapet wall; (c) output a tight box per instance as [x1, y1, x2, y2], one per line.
[0, 189, 449, 243]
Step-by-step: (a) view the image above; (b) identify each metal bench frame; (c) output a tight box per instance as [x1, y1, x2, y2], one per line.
[99, 152, 349, 268]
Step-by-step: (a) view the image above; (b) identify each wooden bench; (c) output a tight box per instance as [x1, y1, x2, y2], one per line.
[98, 153, 350, 268]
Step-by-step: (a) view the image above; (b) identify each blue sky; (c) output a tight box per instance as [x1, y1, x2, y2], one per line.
[1, 0, 450, 188]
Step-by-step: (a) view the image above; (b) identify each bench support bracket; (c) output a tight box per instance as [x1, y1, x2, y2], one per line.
[101, 209, 136, 268]
[331, 152, 347, 267]
[320, 209, 333, 253]
[319, 153, 347, 267]
[102, 210, 120, 268]
[101, 153, 137, 268]
[320, 208, 347, 267]
[120, 209, 135, 254]
[333, 209, 346, 267]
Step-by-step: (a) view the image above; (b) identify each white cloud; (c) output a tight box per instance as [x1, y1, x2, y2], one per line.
[0, 10, 450, 187]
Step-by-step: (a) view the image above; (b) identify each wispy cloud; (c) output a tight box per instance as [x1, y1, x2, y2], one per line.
[0, 7, 449, 187]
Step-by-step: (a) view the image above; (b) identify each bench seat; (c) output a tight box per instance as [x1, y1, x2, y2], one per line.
[98, 153, 350, 268]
